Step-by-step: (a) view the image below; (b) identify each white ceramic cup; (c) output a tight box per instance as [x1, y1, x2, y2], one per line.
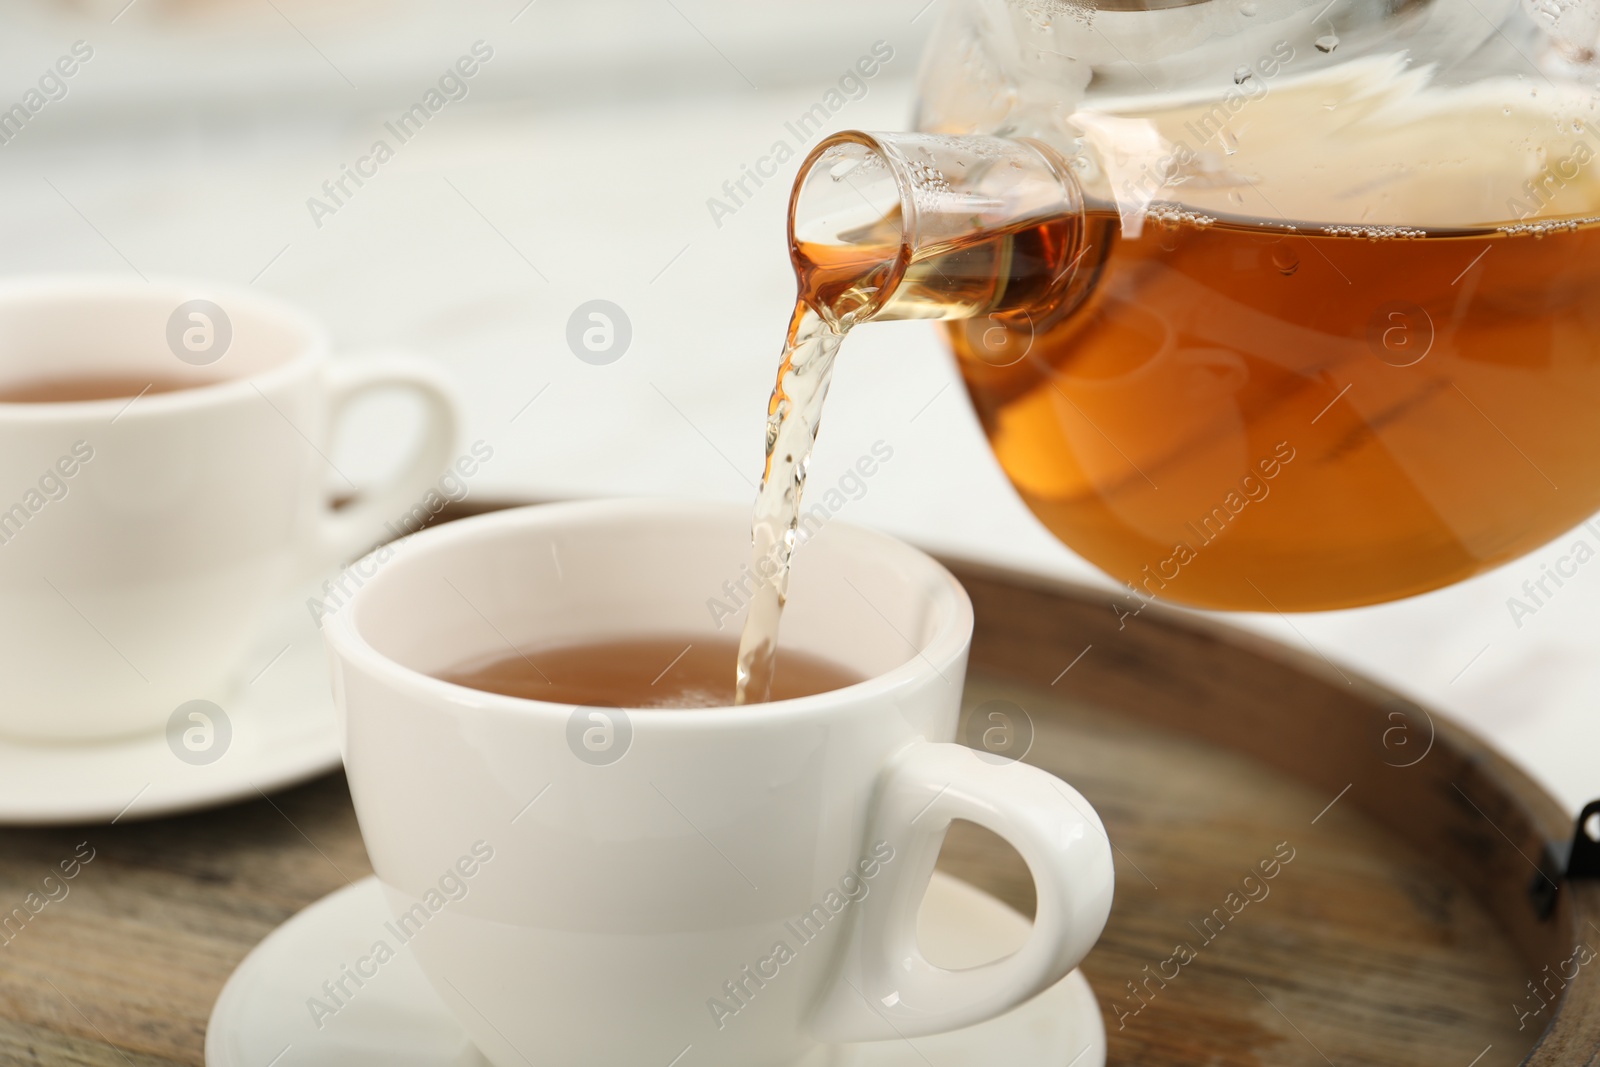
[325, 499, 1115, 1067]
[0, 276, 459, 741]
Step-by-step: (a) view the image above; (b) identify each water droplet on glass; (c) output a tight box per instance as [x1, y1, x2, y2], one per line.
[1270, 245, 1300, 276]
[1315, 34, 1339, 52]
[1240, 1, 1258, 13]
[1234, 66, 1254, 84]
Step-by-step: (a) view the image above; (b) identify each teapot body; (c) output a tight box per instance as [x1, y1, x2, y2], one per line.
[911, 0, 1600, 611]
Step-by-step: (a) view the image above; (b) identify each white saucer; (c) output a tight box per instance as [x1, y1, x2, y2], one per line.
[206, 872, 1106, 1067]
[0, 578, 341, 824]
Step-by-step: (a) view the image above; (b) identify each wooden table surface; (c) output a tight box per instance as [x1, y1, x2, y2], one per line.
[0, 557, 1592, 1066]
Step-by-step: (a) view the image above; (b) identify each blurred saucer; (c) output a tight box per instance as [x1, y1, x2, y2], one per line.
[0, 578, 341, 824]
[205, 871, 1106, 1067]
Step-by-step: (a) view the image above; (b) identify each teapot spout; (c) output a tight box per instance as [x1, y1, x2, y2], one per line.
[788, 131, 1092, 332]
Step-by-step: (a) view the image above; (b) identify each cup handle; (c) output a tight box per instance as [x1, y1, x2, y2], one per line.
[314, 354, 461, 568]
[810, 740, 1114, 1042]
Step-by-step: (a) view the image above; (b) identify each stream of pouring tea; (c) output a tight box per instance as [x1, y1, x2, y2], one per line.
[734, 203, 914, 705]
[732, 204, 1076, 703]
[733, 302, 845, 704]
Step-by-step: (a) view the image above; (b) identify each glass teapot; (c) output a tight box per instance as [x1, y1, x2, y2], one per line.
[786, 0, 1600, 614]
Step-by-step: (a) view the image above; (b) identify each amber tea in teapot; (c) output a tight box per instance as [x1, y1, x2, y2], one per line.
[950, 208, 1600, 613]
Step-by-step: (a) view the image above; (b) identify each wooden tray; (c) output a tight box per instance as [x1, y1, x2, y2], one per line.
[0, 533, 1593, 1065]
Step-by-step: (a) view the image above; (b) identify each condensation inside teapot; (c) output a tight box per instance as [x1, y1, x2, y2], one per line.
[914, 0, 1600, 229]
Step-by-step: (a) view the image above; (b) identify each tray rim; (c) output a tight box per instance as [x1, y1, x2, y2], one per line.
[937, 551, 1599, 1067]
